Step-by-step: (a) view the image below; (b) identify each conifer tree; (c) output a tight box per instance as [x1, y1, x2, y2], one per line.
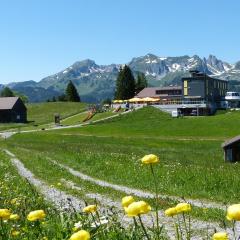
[65, 81, 81, 102]
[136, 73, 148, 93]
[114, 65, 135, 100]
[1, 87, 15, 97]
[114, 66, 123, 99]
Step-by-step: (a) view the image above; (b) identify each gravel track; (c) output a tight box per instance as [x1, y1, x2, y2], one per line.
[61, 180, 232, 240]
[3, 149, 85, 211]
[4, 149, 240, 239]
[0, 107, 142, 139]
[52, 160, 226, 211]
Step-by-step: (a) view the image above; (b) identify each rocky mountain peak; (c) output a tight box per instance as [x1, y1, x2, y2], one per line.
[5, 53, 240, 103]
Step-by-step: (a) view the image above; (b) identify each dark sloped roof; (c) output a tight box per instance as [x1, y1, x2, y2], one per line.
[222, 135, 240, 148]
[0, 97, 20, 110]
[136, 86, 182, 98]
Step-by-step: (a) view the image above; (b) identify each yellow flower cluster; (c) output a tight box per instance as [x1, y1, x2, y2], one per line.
[11, 230, 20, 236]
[122, 196, 135, 208]
[226, 204, 240, 221]
[212, 232, 229, 240]
[27, 210, 46, 221]
[83, 205, 97, 213]
[122, 196, 151, 217]
[70, 230, 90, 240]
[165, 203, 192, 217]
[0, 209, 11, 220]
[10, 214, 20, 220]
[141, 154, 159, 164]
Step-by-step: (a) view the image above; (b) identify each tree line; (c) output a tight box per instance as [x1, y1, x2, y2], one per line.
[1, 66, 146, 103]
[0, 81, 81, 103]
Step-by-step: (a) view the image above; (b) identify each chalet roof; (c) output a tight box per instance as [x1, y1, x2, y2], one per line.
[136, 86, 182, 98]
[0, 97, 20, 110]
[222, 135, 240, 148]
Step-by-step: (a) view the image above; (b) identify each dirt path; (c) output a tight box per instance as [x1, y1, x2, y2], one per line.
[59, 179, 233, 240]
[3, 149, 85, 211]
[61, 111, 87, 122]
[59, 133, 225, 142]
[3, 149, 239, 239]
[52, 160, 226, 211]
[0, 107, 141, 139]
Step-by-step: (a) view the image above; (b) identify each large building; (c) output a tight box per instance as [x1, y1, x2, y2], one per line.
[182, 70, 228, 108]
[135, 71, 229, 115]
[0, 97, 27, 123]
[136, 86, 182, 101]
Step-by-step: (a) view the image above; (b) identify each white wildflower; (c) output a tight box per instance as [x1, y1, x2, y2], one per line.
[74, 221, 82, 229]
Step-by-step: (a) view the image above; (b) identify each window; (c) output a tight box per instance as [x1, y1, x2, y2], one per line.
[184, 80, 188, 88]
[183, 80, 188, 96]
[206, 80, 208, 95]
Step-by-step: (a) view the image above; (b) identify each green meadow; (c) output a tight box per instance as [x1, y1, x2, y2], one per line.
[57, 107, 240, 139]
[2, 105, 240, 238]
[0, 102, 87, 131]
[4, 107, 240, 204]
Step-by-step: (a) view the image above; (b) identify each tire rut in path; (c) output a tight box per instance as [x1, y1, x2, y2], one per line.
[4, 149, 239, 239]
[61, 180, 232, 240]
[52, 160, 226, 211]
[54, 161, 240, 239]
[3, 149, 84, 211]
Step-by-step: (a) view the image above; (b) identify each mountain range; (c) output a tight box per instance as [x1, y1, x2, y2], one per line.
[4, 54, 240, 102]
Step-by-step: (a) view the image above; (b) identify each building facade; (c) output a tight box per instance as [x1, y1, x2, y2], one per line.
[182, 70, 228, 109]
[136, 86, 182, 101]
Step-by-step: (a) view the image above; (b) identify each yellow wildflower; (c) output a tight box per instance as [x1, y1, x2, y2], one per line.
[141, 154, 159, 164]
[70, 230, 90, 240]
[226, 204, 240, 221]
[11, 230, 20, 236]
[165, 207, 177, 217]
[122, 196, 135, 208]
[212, 232, 229, 240]
[125, 201, 151, 217]
[10, 214, 20, 220]
[175, 203, 191, 214]
[0, 209, 11, 220]
[27, 210, 46, 221]
[10, 198, 18, 205]
[57, 182, 62, 186]
[83, 205, 97, 213]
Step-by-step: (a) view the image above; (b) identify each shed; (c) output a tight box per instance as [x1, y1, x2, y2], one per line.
[0, 97, 27, 123]
[222, 136, 240, 162]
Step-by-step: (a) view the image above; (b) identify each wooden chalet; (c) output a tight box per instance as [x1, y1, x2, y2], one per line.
[0, 97, 27, 123]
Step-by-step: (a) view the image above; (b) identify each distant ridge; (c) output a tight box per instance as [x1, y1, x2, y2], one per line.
[5, 54, 240, 103]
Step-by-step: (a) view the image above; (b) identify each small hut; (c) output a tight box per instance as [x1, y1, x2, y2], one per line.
[222, 136, 240, 162]
[0, 97, 27, 123]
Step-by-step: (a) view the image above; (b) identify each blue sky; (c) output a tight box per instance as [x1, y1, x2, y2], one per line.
[1, 0, 240, 83]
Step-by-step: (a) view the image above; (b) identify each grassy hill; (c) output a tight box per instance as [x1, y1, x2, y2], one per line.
[4, 106, 240, 207]
[26, 102, 86, 125]
[0, 102, 86, 131]
[57, 106, 240, 139]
